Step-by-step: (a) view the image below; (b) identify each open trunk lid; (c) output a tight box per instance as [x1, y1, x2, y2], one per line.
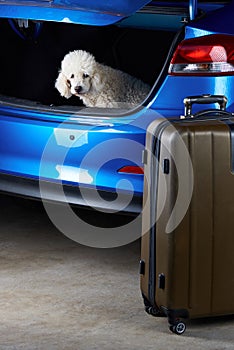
[0, 0, 152, 25]
[0, 0, 201, 25]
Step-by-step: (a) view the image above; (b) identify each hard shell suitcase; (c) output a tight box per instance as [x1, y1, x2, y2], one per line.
[140, 95, 234, 334]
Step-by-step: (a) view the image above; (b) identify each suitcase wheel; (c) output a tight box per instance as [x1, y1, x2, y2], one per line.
[145, 306, 164, 317]
[169, 321, 186, 335]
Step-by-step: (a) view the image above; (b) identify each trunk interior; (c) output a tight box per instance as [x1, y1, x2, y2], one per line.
[0, 19, 176, 110]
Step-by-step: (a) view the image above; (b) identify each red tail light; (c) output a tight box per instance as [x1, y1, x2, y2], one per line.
[118, 166, 144, 175]
[169, 34, 234, 76]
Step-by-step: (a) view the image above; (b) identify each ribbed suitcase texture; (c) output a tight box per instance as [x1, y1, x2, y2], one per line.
[140, 115, 234, 334]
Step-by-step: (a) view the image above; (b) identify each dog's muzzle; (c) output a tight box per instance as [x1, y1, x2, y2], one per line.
[74, 86, 83, 94]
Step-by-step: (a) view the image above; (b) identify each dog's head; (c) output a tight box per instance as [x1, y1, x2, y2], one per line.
[55, 50, 104, 99]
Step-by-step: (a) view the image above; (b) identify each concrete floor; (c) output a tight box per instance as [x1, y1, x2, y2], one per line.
[0, 194, 234, 350]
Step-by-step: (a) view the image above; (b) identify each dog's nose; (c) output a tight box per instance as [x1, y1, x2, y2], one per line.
[74, 86, 82, 94]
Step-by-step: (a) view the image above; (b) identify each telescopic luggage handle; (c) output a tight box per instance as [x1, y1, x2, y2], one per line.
[182, 94, 228, 118]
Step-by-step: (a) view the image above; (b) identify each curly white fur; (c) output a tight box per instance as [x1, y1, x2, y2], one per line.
[55, 50, 151, 108]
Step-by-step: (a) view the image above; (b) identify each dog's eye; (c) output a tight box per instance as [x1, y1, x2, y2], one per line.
[70, 74, 74, 79]
[83, 73, 89, 79]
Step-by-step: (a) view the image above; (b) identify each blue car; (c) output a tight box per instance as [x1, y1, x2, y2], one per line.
[0, 0, 234, 216]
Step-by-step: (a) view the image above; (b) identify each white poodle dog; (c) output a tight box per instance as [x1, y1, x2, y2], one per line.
[55, 50, 151, 108]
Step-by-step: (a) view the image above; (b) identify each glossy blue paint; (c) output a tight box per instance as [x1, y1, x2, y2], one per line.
[0, 0, 234, 213]
[186, 1, 234, 36]
[150, 76, 234, 114]
[0, 108, 153, 195]
[189, 0, 197, 21]
[0, 0, 150, 25]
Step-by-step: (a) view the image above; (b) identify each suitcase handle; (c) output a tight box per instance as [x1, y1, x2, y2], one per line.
[182, 94, 228, 118]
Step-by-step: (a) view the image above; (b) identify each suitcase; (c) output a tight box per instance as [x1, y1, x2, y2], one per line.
[140, 94, 234, 335]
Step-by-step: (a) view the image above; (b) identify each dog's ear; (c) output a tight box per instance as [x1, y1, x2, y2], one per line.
[55, 71, 72, 99]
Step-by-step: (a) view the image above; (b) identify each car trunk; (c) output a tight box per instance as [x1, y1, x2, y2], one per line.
[0, 18, 176, 110]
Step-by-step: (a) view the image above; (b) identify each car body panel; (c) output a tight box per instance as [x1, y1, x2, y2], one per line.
[151, 76, 234, 113]
[0, 0, 151, 25]
[0, 0, 225, 27]
[186, 1, 234, 37]
[0, 0, 234, 213]
[0, 105, 161, 197]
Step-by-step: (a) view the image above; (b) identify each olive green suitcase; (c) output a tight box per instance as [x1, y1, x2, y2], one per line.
[140, 95, 234, 334]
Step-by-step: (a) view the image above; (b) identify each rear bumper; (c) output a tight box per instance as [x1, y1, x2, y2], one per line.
[0, 173, 142, 215]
